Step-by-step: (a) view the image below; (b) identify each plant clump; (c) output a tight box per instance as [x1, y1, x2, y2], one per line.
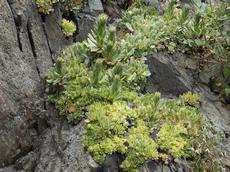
[47, 14, 150, 122]
[84, 92, 222, 171]
[61, 19, 77, 37]
[46, 1, 227, 171]
[36, 0, 82, 14]
[179, 91, 200, 107]
[120, 0, 230, 62]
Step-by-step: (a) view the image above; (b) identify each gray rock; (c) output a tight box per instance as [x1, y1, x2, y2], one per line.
[146, 52, 191, 97]
[87, 155, 102, 172]
[74, 13, 97, 42]
[0, 0, 92, 171]
[0, 166, 17, 172]
[144, 0, 165, 14]
[141, 161, 162, 172]
[103, 154, 123, 172]
[0, 0, 41, 167]
[15, 152, 37, 172]
[43, 4, 72, 60]
[140, 160, 191, 172]
[199, 64, 222, 85]
[35, 118, 90, 172]
[88, 0, 104, 13]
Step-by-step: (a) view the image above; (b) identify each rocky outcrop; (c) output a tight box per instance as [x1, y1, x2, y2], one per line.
[0, 0, 229, 172]
[0, 0, 97, 171]
[145, 52, 193, 97]
[0, 0, 43, 167]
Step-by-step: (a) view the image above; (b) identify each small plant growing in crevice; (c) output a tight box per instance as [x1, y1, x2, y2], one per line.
[36, 0, 83, 14]
[60, 0, 83, 11]
[61, 19, 77, 37]
[179, 91, 200, 107]
[36, 0, 57, 14]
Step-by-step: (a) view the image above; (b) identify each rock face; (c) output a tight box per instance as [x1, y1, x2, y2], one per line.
[0, 0, 229, 172]
[0, 0, 97, 171]
[145, 52, 192, 97]
[0, 0, 43, 167]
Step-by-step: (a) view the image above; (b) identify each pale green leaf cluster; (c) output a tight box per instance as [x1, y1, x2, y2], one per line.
[120, 121, 158, 172]
[83, 92, 220, 171]
[35, 0, 58, 14]
[47, 14, 150, 122]
[120, 0, 230, 60]
[36, 0, 82, 14]
[84, 102, 132, 163]
[157, 123, 188, 158]
[179, 91, 200, 107]
[61, 19, 77, 37]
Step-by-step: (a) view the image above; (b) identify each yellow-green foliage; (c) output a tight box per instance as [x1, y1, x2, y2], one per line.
[47, 14, 150, 122]
[47, 11, 224, 172]
[61, 19, 77, 37]
[83, 92, 219, 171]
[36, 0, 58, 14]
[157, 123, 188, 158]
[120, 122, 158, 172]
[60, 0, 83, 11]
[120, 0, 230, 60]
[84, 102, 132, 163]
[180, 91, 200, 107]
[36, 0, 82, 14]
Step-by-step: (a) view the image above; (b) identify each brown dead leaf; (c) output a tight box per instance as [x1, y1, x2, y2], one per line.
[68, 106, 76, 113]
